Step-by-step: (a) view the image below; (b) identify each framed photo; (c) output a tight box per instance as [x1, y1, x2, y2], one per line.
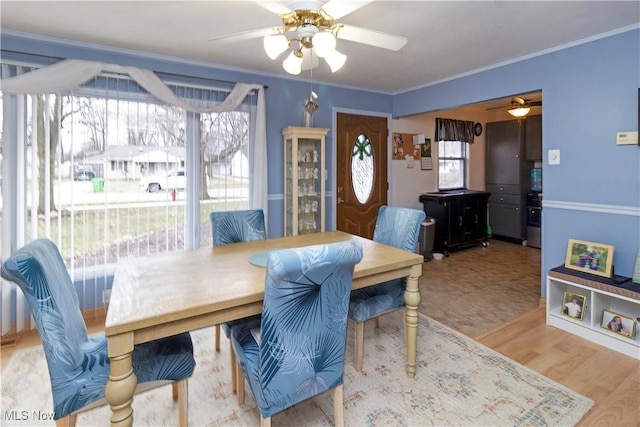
[633, 249, 640, 285]
[561, 292, 586, 320]
[601, 309, 636, 339]
[564, 239, 614, 278]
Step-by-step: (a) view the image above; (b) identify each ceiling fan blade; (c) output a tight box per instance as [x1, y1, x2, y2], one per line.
[252, 0, 292, 16]
[335, 24, 407, 51]
[321, 0, 374, 19]
[208, 27, 282, 43]
[511, 97, 543, 107]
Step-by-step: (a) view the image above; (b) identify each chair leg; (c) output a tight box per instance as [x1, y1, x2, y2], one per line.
[215, 324, 221, 352]
[176, 379, 189, 427]
[333, 384, 344, 427]
[236, 359, 245, 405]
[260, 416, 272, 427]
[354, 321, 365, 372]
[56, 414, 77, 427]
[172, 382, 179, 401]
[374, 317, 380, 329]
[230, 341, 237, 393]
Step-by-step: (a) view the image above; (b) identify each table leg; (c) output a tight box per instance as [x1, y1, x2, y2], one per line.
[105, 333, 137, 427]
[403, 263, 422, 378]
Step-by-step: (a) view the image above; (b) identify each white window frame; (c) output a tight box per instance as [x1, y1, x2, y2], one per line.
[437, 140, 468, 190]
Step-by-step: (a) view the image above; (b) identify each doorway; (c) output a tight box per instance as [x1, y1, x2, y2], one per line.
[335, 112, 388, 239]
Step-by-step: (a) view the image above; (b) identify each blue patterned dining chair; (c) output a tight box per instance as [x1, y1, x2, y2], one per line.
[210, 208, 267, 392]
[231, 240, 363, 427]
[348, 205, 425, 372]
[0, 238, 196, 426]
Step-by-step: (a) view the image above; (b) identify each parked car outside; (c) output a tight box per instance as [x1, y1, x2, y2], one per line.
[73, 166, 96, 181]
[139, 169, 186, 193]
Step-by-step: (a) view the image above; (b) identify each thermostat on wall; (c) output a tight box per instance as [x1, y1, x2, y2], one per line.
[616, 131, 638, 145]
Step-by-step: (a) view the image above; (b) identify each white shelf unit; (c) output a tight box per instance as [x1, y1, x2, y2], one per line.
[547, 269, 640, 359]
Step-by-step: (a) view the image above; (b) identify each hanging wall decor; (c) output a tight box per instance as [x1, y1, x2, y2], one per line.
[420, 138, 433, 170]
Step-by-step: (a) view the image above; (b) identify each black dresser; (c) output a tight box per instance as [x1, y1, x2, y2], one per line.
[419, 190, 491, 256]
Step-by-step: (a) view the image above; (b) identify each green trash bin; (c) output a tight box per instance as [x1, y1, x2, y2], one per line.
[91, 177, 104, 192]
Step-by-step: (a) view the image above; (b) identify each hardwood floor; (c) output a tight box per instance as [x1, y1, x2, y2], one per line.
[2, 239, 638, 426]
[479, 307, 640, 426]
[423, 239, 639, 427]
[420, 238, 542, 338]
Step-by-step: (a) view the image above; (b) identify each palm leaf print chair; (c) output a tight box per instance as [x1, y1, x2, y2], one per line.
[231, 240, 363, 427]
[210, 208, 267, 391]
[348, 205, 425, 372]
[0, 238, 196, 426]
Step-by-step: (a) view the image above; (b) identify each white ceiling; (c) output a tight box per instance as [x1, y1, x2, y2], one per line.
[1, 1, 638, 96]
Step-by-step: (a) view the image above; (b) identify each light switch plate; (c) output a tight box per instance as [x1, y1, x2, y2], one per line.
[616, 131, 638, 145]
[548, 149, 560, 165]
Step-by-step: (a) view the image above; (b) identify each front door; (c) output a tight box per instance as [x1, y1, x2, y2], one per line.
[336, 113, 388, 239]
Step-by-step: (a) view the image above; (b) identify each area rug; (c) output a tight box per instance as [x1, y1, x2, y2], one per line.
[1, 311, 593, 426]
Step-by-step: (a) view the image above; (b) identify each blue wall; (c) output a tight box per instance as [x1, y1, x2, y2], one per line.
[3, 27, 639, 299]
[394, 28, 640, 292]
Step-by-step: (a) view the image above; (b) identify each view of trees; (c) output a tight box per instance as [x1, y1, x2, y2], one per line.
[25, 90, 250, 206]
[2, 78, 252, 266]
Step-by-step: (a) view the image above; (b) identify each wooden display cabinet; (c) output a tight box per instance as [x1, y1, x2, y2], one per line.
[283, 127, 328, 236]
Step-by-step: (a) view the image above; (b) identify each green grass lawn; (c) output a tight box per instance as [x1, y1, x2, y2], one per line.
[0, 177, 248, 261]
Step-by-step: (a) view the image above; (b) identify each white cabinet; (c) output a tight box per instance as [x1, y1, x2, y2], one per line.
[547, 268, 640, 359]
[283, 127, 328, 236]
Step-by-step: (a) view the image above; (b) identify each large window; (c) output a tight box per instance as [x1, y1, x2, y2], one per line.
[1, 62, 258, 331]
[438, 140, 467, 190]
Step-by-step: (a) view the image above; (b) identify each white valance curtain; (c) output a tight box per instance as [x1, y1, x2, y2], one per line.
[1, 58, 268, 216]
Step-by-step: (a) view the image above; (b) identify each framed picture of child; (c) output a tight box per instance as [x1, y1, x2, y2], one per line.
[601, 309, 636, 339]
[564, 239, 614, 278]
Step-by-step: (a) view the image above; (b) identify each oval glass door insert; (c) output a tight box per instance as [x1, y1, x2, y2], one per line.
[351, 133, 374, 204]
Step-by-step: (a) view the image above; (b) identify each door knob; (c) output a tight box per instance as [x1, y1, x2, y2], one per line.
[337, 197, 346, 204]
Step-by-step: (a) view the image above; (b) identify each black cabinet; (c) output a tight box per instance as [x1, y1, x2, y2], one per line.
[485, 120, 529, 242]
[419, 191, 490, 255]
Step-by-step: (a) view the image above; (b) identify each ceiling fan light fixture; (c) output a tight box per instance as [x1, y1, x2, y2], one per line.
[211, 2, 408, 77]
[312, 31, 336, 58]
[300, 47, 319, 70]
[263, 34, 289, 59]
[508, 106, 531, 117]
[283, 50, 304, 75]
[324, 48, 347, 72]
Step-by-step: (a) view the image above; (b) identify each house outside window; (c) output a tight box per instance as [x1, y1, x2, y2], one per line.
[438, 140, 467, 190]
[0, 62, 257, 324]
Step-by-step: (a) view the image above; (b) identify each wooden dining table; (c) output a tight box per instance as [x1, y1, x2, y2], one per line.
[104, 230, 424, 426]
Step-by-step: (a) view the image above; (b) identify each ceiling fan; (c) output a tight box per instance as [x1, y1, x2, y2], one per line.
[486, 96, 542, 117]
[506, 97, 542, 117]
[208, 0, 408, 75]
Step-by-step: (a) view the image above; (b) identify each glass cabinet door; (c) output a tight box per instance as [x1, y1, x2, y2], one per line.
[282, 127, 328, 236]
